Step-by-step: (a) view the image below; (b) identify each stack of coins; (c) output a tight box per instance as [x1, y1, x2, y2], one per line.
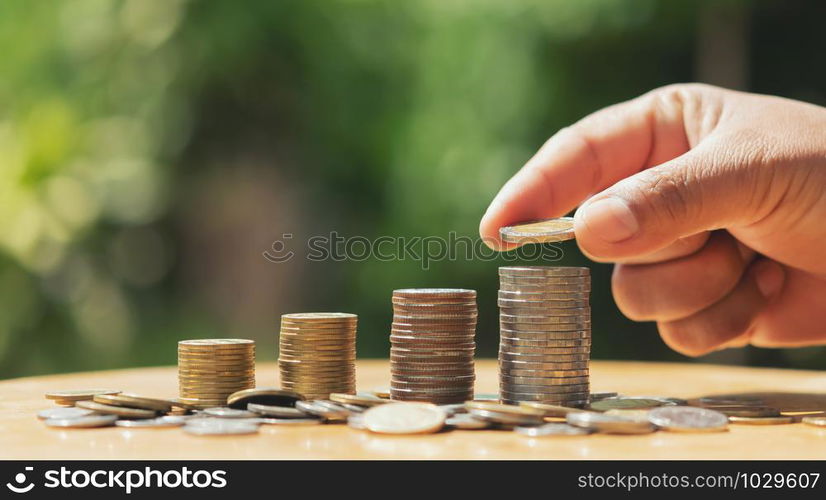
[390, 288, 477, 404]
[498, 266, 591, 407]
[177, 339, 256, 409]
[278, 313, 357, 400]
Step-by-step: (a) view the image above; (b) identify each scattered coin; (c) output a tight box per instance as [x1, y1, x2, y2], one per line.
[362, 403, 447, 434]
[37, 407, 96, 420]
[446, 414, 491, 430]
[438, 404, 468, 416]
[728, 416, 794, 425]
[347, 415, 366, 430]
[499, 217, 575, 244]
[296, 400, 349, 420]
[647, 406, 728, 433]
[44, 414, 118, 428]
[802, 416, 826, 427]
[330, 393, 390, 407]
[247, 403, 308, 418]
[76, 400, 157, 419]
[115, 416, 187, 428]
[515, 423, 593, 437]
[93, 393, 174, 412]
[204, 407, 259, 419]
[469, 409, 544, 426]
[45, 389, 120, 402]
[589, 398, 664, 411]
[465, 401, 546, 417]
[256, 417, 324, 425]
[519, 401, 588, 417]
[183, 419, 260, 436]
[697, 406, 781, 418]
[567, 412, 656, 434]
[227, 387, 303, 409]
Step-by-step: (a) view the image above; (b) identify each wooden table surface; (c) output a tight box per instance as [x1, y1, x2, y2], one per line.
[2, 360, 826, 460]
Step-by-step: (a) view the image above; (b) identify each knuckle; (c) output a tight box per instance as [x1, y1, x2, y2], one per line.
[627, 168, 697, 230]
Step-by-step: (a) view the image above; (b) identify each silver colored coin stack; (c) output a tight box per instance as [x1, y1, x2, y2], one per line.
[278, 313, 357, 400]
[498, 266, 591, 407]
[390, 288, 477, 404]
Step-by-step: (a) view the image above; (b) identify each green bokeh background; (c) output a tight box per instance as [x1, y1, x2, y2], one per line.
[2, 0, 825, 378]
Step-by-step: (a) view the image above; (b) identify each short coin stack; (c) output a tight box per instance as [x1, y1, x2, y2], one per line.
[278, 313, 357, 400]
[498, 266, 591, 407]
[178, 339, 256, 409]
[390, 288, 477, 404]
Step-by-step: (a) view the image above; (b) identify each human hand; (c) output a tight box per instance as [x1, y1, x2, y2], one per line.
[480, 84, 826, 356]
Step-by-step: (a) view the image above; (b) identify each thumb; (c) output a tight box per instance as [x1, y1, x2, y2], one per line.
[573, 137, 765, 261]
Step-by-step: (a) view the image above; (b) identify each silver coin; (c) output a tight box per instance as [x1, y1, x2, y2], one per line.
[296, 400, 348, 420]
[115, 416, 186, 428]
[37, 407, 96, 420]
[567, 412, 656, 434]
[446, 414, 491, 430]
[468, 409, 544, 426]
[648, 406, 728, 432]
[256, 417, 324, 425]
[203, 407, 259, 419]
[44, 414, 118, 428]
[438, 404, 468, 416]
[634, 395, 686, 406]
[589, 398, 665, 411]
[515, 423, 593, 437]
[473, 393, 499, 401]
[347, 414, 366, 430]
[247, 403, 308, 418]
[183, 419, 260, 435]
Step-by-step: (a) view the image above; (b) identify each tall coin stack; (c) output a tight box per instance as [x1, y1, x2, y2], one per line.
[498, 266, 591, 407]
[178, 339, 256, 409]
[390, 288, 477, 404]
[278, 313, 357, 400]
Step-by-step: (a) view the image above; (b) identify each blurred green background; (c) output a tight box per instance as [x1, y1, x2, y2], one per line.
[2, 0, 825, 378]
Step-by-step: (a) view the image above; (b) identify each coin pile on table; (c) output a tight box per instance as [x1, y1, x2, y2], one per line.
[390, 288, 477, 404]
[498, 266, 591, 407]
[178, 339, 256, 409]
[278, 313, 357, 400]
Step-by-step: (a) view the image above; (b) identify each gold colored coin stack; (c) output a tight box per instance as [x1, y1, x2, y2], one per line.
[278, 313, 357, 400]
[498, 266, 591, 407]
[177, 339, 256, 409]
[390, 288, 477, 404]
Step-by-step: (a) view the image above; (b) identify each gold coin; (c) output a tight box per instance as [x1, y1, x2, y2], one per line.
[465, 401, 546, 417]
[45, 389, 121, 402]
[519, 401, 584, 416]
[93, 393, 175, 412]
[329, 393, 389, 407]
[729, 416, 794, 425]
[76, 400, 157, 418]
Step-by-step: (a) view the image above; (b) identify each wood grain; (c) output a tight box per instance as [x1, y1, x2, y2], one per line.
[2, 360, 826, 459]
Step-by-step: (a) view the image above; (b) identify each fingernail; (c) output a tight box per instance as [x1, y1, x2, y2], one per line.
[755, 261, 784, 299]
[579, 197, 639, 243]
